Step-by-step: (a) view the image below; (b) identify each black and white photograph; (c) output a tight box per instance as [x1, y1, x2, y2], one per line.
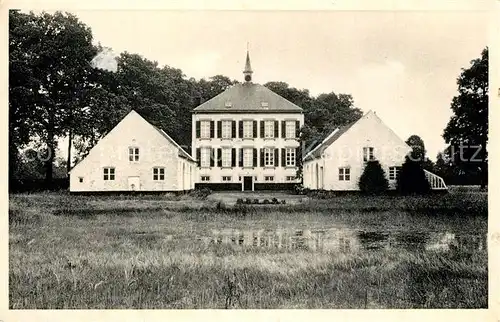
[6, 1, 494, 315]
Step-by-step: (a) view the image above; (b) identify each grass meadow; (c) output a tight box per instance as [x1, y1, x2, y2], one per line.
[9, 188, 487, 309]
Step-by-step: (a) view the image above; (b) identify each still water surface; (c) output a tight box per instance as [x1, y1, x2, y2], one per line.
[200, 227, 486, 253]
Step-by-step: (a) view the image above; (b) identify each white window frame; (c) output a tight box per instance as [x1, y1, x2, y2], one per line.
[363, 147, 375, 162]
[222, 148, 231, 167]
[264, 176, 274, 182]
[153, 167, 165, 180]
[129, 147, 139, 162]
[285, 121, 295, 138]
[103, 167, 115, 181]
[200, 147, 211, 168]
[243, 148, 253, 168]
[389, 166, 401, 181]
[200, 121, 210, 139]
[222, 176, 232, 182]
[201, 176, 210, 182]
[221, 120, 232, 139]
[339, 167, 350, 181]
[285, 148, 296, 167]
[264, 148, 274, 167]
[264, 120, 274, 138]
[243, 120, 253, 138]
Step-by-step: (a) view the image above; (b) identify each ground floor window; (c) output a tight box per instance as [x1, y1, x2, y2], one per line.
[222, 176, 232, 182]
[153, 167, 165, 180]
[286, 176, 296, 181]
[243, 148, 253, 167]
[103, 167, 115, 180]
[389, 166, 402, 180]
[338, 167, 350, 181]
[201, 176, 210, 182]
[264, 148, 274, 166]
[200, 148, 211, 168]
[264, 176, 274, 182]
[285, 148, 296, 166]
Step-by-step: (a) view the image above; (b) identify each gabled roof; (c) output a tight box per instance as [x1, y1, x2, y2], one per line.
[193, 82, 303, 113]
[303, 112, 366, 161]
[303, 121, 358, 161]
[151, 125, 196, 162]
[69, 110, 195, 173]
[303, 110, 411, 162]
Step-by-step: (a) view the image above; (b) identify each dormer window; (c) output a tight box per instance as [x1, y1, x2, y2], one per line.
[225, 101, 232, 108]
[261, 101, 269, 108]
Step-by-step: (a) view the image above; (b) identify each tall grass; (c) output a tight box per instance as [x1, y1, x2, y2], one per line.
[8, 192, 487, 309]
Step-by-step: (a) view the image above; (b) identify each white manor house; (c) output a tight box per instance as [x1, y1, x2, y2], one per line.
[69, 51, 446, 193]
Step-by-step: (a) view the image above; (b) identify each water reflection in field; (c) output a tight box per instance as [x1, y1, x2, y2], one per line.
[201, 227, 486, 253]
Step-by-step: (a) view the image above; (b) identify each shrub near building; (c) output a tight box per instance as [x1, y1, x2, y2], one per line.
[358, 160, 389, 195]
[397, 156, 431, 195]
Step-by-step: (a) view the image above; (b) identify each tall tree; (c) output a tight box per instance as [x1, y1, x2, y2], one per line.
[9, 10, 39, 184]
[9, 11, 98, 184]
[443, 47, 488, 188]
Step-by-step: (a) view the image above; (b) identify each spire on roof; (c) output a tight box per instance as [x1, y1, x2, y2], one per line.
[243, 45, 253, 82]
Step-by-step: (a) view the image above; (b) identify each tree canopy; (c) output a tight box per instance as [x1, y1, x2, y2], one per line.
[442, 47, 488, 187]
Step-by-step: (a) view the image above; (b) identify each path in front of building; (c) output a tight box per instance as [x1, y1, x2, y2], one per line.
[207, 191, 309, 205]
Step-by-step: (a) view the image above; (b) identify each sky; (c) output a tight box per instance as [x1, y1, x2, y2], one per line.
[57, 10, 489, 161]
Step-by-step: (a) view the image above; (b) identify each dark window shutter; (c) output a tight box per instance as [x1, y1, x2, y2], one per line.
[217, 148, 222, 167]
[282, 148, 286, 167]
[296, 121, 300, 138]
[239, 148, 243, 167]
[253, 148, 257, 167]
[217, 121, 222, 138]
[196, 148, 201, 167]
[210, 148, 214, 167]
[239, 121, 243, 138]
[274, 148, 279, 166]
[260, 148, 264, 167]
[274, 121, 279, 138]
[260, 121, 265, 138]
[253, 120, 257, 138]
[282, 121, 286, 138]
[232, 121, 236, 138]
[210, 121, 215, 138]
[196, 121, 200, 138]
[296, 147, 300, 165]
[231, 148, 236, 167]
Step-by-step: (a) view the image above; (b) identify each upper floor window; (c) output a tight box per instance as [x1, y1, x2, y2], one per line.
[264, 121, 274, 138]
[200, 121, 211, 139]
[129, 147, 139, 162]
[389, 166, 402, 181]
[225, 101, 232, 108]
[222, 148, 231, 167]
[339, 167, 350, 181]
[153, 167, 165, 180]
[221, 120, 232, 139]
[261, 101, 269, 108]
[285, 121, 296, 138]
[363, 147, 375, 162]
[200, 147, 211, 167]
[103, 167, 115, 181]
[243, 148, 253, 167]
[243, 120, 253, 138]
[264, 148, 274, 166]
[264, 176, 274, 182]
[285, 148, 296, 166]
[201, 176, 210, 182]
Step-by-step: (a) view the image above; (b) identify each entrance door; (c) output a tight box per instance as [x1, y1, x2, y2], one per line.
[128, 176, 140, 191]
[243, 176, 253, 191]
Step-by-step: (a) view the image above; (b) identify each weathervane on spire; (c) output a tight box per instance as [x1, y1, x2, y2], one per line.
[243, 43, 253, 83]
